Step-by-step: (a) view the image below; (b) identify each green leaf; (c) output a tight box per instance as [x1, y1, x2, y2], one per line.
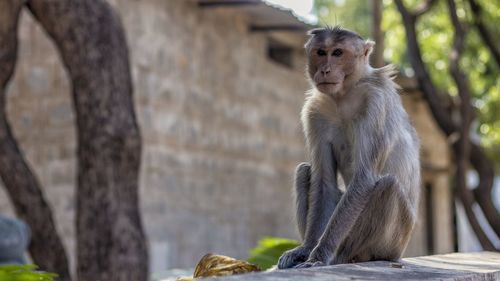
[0, 264, 58, 281]
[247, 236, 300, 270]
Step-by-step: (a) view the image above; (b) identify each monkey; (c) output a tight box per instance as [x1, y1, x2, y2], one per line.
[277, 26, 421, 269]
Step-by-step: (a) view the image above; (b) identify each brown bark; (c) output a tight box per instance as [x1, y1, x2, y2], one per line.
[394, 0, 499, 250]
[0, 1, 71, 280]
[470, 143, 500, 237]
[466, 0, 500, 233]
[413, 0, 438, 17]
[394, 0, 456, 136]
[371, 0, 384, 67]
[447, 0, 495, 250]
[25, 1, 149, 280]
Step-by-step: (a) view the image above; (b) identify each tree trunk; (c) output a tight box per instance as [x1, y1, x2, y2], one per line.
[0, 1, 71, 280]
[470, 143, 500, 236]
[394, 0, 499, 249]
[26, 1, 149, 280]
[371, 0, 384, 67]
[465, 0, 500, 236]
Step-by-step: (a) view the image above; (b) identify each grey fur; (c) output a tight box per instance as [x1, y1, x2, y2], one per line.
[278, 27, 420, 269]
[306, 26, 363, 50]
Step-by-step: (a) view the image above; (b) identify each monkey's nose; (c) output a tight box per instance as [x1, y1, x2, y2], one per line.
[321, 67, 331, 76]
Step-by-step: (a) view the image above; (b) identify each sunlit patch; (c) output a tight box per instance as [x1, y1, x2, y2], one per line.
[434, 60, 446, 70]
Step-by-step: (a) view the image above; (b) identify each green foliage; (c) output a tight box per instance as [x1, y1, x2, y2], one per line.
[247, 236, 300, 270]
[0, 264, 57, 281]
[313, 0, 372, 38]
[314, 0, 500, 166]
[384, 0, 500, 165]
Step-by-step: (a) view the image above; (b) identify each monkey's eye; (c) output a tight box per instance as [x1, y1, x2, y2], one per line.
[317, 49, 327, 56]
[332, 49, 343, 57]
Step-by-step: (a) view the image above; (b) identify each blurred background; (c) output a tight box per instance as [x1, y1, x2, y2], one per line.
[0, 0, 498, 280]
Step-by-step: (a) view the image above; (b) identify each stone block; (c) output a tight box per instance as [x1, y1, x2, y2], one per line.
[212, 252, 500, 281]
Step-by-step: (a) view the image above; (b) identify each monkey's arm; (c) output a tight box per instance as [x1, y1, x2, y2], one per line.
[302, 139, 342, 250]
[299, 94, 390, 267]
[277, 116, 343, 269]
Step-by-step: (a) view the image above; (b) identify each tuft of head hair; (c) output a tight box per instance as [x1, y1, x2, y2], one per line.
[307, 26, 363, 41]
[305, 26, 364, 51]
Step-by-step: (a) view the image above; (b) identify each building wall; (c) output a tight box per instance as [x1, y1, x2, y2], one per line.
[399, 80, 454, 256]
[0, 0, 309, 271]
[0, 0, 453, 274]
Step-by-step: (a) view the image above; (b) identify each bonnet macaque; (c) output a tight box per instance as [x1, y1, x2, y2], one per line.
[278, 26, 420, 269]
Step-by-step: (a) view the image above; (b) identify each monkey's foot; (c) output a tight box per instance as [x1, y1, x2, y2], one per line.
[294, 259, 325, 268]
[277, 246, 310, 269]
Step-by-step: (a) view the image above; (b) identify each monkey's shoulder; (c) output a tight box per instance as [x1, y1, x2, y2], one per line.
[301, 91, 342, 125]
[369, 64, 399, 84]
[356, 65, 400, 93]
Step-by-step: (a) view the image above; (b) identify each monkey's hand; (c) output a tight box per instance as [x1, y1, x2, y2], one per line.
[294, 246, 328, 268]
[277, 246, 310, 269]
[294, 259, 325, 269]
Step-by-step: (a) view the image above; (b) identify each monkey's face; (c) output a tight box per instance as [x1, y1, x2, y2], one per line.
[305, 28, 372, 98]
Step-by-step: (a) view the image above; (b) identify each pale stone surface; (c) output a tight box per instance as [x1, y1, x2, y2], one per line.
[0, 0, 453, 273]
[209, 252, 500, 281]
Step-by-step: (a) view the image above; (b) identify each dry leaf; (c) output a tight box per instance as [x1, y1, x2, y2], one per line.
[177, 253, 260, 280]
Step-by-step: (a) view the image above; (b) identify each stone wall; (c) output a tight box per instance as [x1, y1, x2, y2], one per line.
[0, 0, 452, 274]
[0, 0, 308, 272]
[398, 78, 453, 257]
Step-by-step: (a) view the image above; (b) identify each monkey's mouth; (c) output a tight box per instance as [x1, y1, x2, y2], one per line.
[317, 82, 339, 86]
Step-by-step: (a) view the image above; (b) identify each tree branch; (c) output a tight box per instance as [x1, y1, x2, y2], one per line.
[371, 0, 385, 67]
[447, 0, 495, 250]
[26, 0, 148, 280]
[394, 0, 457, 135]
[414, 0, 439, 17]
[396, 0, 499, 248]
[447, 0, 500, 238]
[470, 143, 500, 236]
[0, 1, 71, 279]
[467, 0, 500, 66]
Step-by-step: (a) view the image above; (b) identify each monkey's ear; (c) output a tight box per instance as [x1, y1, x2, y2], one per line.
[364, 40, 375, 58]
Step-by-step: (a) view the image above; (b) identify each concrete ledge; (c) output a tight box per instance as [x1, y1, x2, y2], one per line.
[214, 252, 500, 280]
